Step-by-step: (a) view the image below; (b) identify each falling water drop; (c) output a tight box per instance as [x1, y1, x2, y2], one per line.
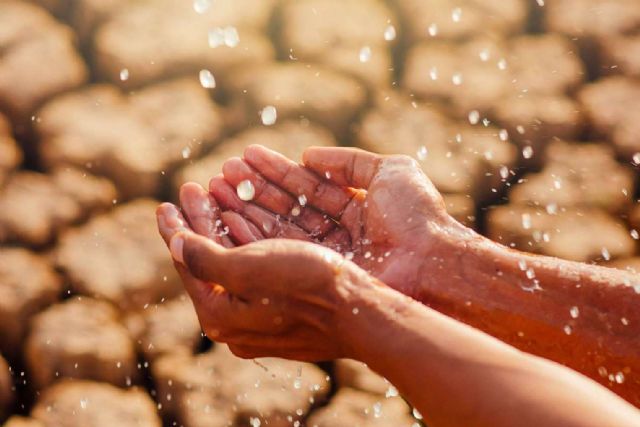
[237, 180, 255, 201]
[452, 7, 462, 22]
[199, 69, 216, 88]
[261, 105, 277, 126]
[384, 25, 396, 41]
[359, 46, 372, 63]
[570, 306, 580, 318]
[193, 0, 212, 14]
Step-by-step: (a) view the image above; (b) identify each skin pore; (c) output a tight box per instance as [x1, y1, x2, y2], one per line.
[157, 145, 640, 426]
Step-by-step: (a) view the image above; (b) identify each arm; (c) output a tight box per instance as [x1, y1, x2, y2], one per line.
[417, 222, 640, 406]
[157, 200, 640, 426]
[184, 145, 640, 405]
[346, 274, 640, 427]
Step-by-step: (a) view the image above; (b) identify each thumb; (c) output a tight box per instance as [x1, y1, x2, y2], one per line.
[170, 231, 233, 286]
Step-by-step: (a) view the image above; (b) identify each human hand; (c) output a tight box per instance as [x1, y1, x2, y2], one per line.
[156, 197, 376, 362]
[199, 145, 472, 297]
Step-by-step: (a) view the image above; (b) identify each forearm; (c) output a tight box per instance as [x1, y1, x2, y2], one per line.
[343, 282, 640, 427]
[417, 222, 640, 405]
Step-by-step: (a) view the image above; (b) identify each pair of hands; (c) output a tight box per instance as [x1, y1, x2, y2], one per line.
[157, 145, 462, 361]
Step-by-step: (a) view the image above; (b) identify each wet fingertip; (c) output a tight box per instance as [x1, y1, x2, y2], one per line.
[243, 144, 263, 160]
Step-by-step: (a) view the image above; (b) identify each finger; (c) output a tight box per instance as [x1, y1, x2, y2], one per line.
[156, 202, 191, 245]
[243, 145, 353, 218]
[170, 231, 242, 291]
[174, 262, 235, 338]
[221, 211, 264, 245]
[219, 161, 336, 237]
[179, 182, 234, 248]
[302, 146, 382, 189]
[210, 176, 312, 241]
[222, 157, 293, 216]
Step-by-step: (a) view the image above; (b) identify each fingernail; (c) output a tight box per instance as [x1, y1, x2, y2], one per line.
[170, 234, 185, 264]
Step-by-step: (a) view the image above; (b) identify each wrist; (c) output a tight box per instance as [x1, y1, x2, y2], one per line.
[333, 264, 413, 362]
[416, 214, 488, 302]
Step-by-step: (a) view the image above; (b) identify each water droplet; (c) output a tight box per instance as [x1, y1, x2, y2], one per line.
[384, 25, 396, 41]
[364, 251, 372, 259]
[413, 408, 423, 420]
[479, 49, 490, 61]
[633, 153, 640, 165]
[499, 129, 509, 141]
[208, 28, 224, 47]
[291, 206, 301, 216]
[536, 0, 545, 6]
[352, 307, 359, 315]
[518, 259, 527, 271]
[237, 180, 255, 201]
[250, 418, 261, 427]
[621, 317, 629, 325]
[428, 23, 438, 36]
[615, 372, 625, 384]
[601, 247, 611, 261]
[546, 203, 558, 215]
[181, 147, 191, 159]
[373, 402, 382, 418]
[452, 73, 463, 85]
[521, 213, 532, 230]
[208, 26, 239, 48]
[261, 105, 277, 126]
[468, 110, 480, 125]
[80, 398, 88, 409]
[193, 0, 211, 14]
[522, 146, 533, 159]
[359, 46, 372, 63]
[298, 194, 307, 206]
[119, 68, 129, 81]
[385, 385, 398, 397]
[499, 166, 509, 179]
[526, 268, 536, 279]
[429, 66, 438, 80]
[293, 377, 302, 389]
[563, 325, 572, 335]
[199, 69, 216, 88]
[498, 59, 508, 70]
[451, 7, 462, 22]
[416, 146, 428, 161]
[570, 306, 579, 318]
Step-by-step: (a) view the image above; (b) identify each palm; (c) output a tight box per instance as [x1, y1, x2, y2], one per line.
[178, 146, 456, 297]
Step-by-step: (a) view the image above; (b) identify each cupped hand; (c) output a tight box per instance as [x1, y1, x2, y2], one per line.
[198, 145, 470, 297]
[156, 200, 374, 362]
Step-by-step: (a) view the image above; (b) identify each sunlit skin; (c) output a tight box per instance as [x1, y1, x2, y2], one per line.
[157, 145, 640, 426]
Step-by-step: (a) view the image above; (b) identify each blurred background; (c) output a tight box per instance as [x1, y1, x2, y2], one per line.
[0, 0, 639, 425]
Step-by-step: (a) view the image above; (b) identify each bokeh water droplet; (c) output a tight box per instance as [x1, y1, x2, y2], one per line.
[383, 25, 396, 41]
[359, 46, 372, 63]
